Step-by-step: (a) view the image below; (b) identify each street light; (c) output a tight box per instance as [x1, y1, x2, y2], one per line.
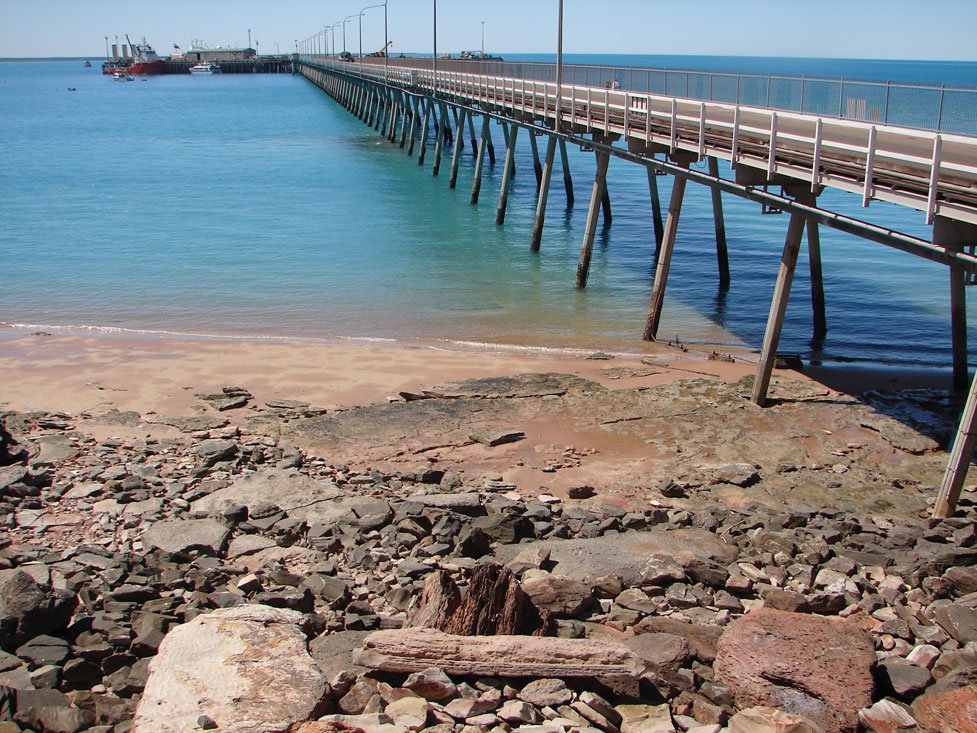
[343, 15, 356, 54]
[360, 4, 385, 60]
[432, 0, 438, 97]
[556, 0, 564, 132]
[331, 22, 343, 57]
[481, 21, 485, 58]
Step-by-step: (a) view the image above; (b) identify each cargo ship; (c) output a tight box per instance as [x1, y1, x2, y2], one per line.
[102, 35, 165, 76]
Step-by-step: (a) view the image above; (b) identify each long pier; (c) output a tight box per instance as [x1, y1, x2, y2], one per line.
[296, 56, 977, 518]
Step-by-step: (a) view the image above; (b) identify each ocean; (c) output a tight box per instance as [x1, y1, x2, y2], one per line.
[1, 56, 976, 367]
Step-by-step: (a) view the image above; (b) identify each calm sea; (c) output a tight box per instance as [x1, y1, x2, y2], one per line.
[1, 56, 976, 366]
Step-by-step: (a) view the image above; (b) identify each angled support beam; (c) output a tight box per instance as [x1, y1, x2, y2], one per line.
[751, 190, 817, 406]
[531, 134, 559, 252]
[647, 166, 664, 251]
[471, 113, 491, 204]
[432, 102, 449, 176]
[807, 219, 827, 340]
[467, 112, 479, 157]
[559, 139, 574, 206]
[496, 123, 520, 225]
[528, 130, 543, 187]
[406, 96, 421, 156]
[575, 145, 612, 288]
[643, 157, 694, 341]
[449, 107, 469, 189]
[708, 156, 730, 287]
[418, 98, 434, 166]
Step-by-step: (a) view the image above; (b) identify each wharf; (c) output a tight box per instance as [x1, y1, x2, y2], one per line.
[163, 58, 295, 74]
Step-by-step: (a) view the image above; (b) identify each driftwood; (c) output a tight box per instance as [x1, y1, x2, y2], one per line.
[406, 564, 555, 637]
[353, 628, 644, 695]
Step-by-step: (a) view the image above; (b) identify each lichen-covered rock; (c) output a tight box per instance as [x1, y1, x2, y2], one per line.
[715, 609, 875, 733]
[133, 605, 327, 733]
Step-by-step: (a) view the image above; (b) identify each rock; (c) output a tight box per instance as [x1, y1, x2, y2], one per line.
[518, 679, 573, 708]
[196, 439, 238, 465]
[16, 634, 70, 666]
[309, 630, 370, 680]
[631, 617, 723, 662]
[617, 703, 675, 733]
[715, 609, 875, 733]
[703, 463, 760, 487]
[192, 468, 343, 522]
[133, 605, 327, 733]
[933, 603, 977, 644]
[912, 667, 977, 733]
[0, 570, 77, 648]
[494, 529, 738, 586]
[857, 699, 918, 733]
[13, 688, 94, 733]
[470, 430, 525, 447]
[403, 668, 458, 702]
[410, 493, 485, 516]
[140, 518, 231, 557]
[499, 699, 542, 725]
[878, 658, 931, 699]
[945, 566, 977, 595]
[354, 628, 644, 695]
[567, 486, 597, 500]
[728, 706, 823, 733]
[520, 575, 595, 619]
[385, 695, 430, 727]
[623, 633, 691, 673]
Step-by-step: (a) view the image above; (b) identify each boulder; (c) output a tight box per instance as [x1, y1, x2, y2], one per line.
[192, 468, 343, 522]
[140, 518, 231, 556]
[0, 570, 76, 648]
[520, 575, 596, 618]
[728, 706, 823, 733]
[494, 528, 739, 586]
[133, 605, 327, 733]
[714, 609, 875, 733]
[912, 667, 977, 733]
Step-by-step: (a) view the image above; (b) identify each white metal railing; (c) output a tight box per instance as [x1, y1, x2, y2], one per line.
[304, 60, 977, 227]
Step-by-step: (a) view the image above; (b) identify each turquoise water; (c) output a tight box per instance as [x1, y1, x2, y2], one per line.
[1, 58, 975, 365]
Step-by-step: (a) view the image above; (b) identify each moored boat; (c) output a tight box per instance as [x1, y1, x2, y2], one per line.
[102, 35, 165, 76]
[189, 63, 221, 75]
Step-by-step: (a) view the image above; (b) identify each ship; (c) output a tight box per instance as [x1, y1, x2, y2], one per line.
[102, 35, 165, 76]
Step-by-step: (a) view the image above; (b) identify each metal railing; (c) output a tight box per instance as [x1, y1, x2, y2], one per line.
[321, 56, 977, 138]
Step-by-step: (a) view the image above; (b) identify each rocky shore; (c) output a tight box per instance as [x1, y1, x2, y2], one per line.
[1, 368, 976, 733]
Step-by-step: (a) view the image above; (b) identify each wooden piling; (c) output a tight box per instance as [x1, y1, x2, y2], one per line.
[418, 99, 433, 166]
[751, 201, 812, 406]
[807, 219, 827, 340]
[575, 148, 612, 288]
[471, 114, 491, 205]
[646, 167, 664, 251]
[432, 102, 448, 176]
[643, 161, 691, 341]
[952, 260, 969, 394]
[529, 131, 543, 187]
[708, 157, 730, 287]
[531, 135, 559, 252]
[496, 123, 520, 225]
[559, 140, 575, 206]
[467, 112, 479, 156]
[449, 107, 469, 189]
[934, 367, 977, 518]
[406, 97, 421, 156]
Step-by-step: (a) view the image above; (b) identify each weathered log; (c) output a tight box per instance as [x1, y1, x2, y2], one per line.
[405, 571, 460, 630]
[353, 628, 644, 695]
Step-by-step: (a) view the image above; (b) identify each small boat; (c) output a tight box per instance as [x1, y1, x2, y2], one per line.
[84, 60, 92, 67]
[189, 63, 221, 75]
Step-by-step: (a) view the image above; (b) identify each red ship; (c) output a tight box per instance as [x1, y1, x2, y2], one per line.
[102, 36, 165, 76]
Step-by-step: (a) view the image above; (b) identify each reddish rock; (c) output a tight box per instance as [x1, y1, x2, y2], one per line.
[714, 609, 875, 733]
[912, 668, 977, 733]
[520, 575, 595, 618]
[632, 616, 723, 662]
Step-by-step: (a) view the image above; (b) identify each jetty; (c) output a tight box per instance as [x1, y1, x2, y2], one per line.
[296, 55, 977, 517]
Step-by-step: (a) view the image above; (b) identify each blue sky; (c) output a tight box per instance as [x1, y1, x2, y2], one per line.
[2, 0, 975, 60]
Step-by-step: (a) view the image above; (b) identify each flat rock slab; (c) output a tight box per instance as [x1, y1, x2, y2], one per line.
[912, 668, 977, 733]
[133, 604, 326, 733]
[353, 627, 644, 695]
[494, 529, 740, 586]
[715, 609, 875, 733]
[192, 469, 343, 522]
[140, 518, 231, 557]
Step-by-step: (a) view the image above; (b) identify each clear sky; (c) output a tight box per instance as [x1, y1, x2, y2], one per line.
[2, 0, 975, 61]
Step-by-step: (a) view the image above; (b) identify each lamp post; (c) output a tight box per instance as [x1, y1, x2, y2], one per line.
[481, 21, 485, 57]
[331, 22, 343, 57]
[248, 28, 252, 51]
[360, 4, 385, 60]
[432, 0, 438, 97]
[343, 15, 356, 54]
[556, 0, 564, 132]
